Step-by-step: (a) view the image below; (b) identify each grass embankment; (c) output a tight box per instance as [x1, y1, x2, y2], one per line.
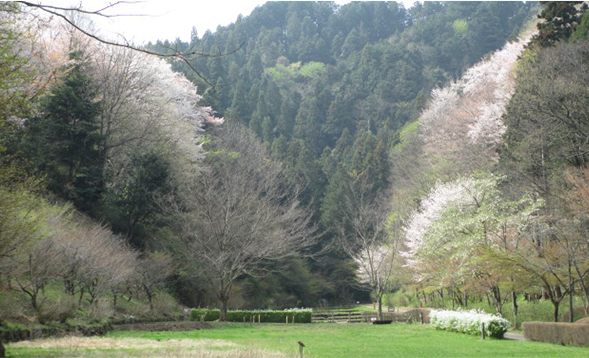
[8, 323, 589, 358]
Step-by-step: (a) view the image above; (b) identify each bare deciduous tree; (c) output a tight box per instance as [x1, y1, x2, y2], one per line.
[136, 251, 175, 311]
[51, 217, 137, 308]
[337, 178, 399, 320]
[171, 122, 316, 320]
[13, 236, 61, 319]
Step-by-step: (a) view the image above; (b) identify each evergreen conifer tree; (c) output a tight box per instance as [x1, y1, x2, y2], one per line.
[29, 50, 103, 213]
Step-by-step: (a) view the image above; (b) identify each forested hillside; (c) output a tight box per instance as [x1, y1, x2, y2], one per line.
[4, 0, 589, 333]
[155, 1, 535, 307]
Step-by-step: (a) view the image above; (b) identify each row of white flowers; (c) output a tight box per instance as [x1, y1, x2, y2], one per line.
[430, 309, 510, 338]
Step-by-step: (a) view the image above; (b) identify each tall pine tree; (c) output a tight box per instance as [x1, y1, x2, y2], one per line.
[28, 50, 103, 213]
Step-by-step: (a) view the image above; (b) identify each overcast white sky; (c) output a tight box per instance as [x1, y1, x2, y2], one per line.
[38, 0, 416, 45]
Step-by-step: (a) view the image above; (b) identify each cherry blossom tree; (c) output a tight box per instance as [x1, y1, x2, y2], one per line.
[419, 33, 534, 174]
[399, 31, 539, 308]
[403, 173, 542, 312]
[89, 44, 220, 190]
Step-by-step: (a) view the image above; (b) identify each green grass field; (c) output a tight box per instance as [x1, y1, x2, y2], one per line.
[7, 323, 589, 358]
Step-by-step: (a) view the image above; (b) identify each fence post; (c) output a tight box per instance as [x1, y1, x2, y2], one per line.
[298, 341, 305, 358]
[419, 312, 424, 324]
[481, 323, 486, 340]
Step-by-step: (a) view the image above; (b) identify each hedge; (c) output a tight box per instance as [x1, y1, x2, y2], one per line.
[523, 322, 589, 346]
[189, 309, 221, 322]
[430, 309, 510, 338]
[190, 309, 312, 323]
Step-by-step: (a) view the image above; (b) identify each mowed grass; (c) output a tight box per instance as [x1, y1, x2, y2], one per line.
[8, 323, 589, 358]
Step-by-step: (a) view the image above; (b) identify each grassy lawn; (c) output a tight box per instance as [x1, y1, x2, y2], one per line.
[7, 323, 589, 358]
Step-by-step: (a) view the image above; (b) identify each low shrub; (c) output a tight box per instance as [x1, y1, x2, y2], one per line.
[384, 292, 408, 308]
[89, 298, 114, 321]
[430, 309, 510, 338]
[190, 308, 312, 323]
[190, 309, 221, 322]
[0, 290, 26, 321]
[0, 320, 112, 343]
[384, 290, 421, 308]
[37, 295, 78, 324]
[151, 292, 181, 316]
[523, 321, 589, 346]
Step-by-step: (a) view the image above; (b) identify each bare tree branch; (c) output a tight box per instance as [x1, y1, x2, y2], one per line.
[16, 1, 243, 87]
[19, 1, 148, 18]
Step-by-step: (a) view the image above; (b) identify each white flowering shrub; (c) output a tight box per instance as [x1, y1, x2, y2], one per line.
[430, 309, 510, 338]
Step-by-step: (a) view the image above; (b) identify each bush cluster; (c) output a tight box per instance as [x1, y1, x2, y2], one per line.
[189, 309, 221, 322]
[189, 308, 312, 323]
[430, 309, 510, 338]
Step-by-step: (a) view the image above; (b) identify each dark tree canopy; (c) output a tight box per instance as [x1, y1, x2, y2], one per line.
[26, 51, 104, 212]
[532, 1, 588, 47]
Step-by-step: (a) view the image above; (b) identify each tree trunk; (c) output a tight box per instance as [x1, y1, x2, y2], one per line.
[572, 261, 589, 313]
[569, 261, 574, 323]
[512, 291, 519, 329]
[454, 287, 464, 306]
[553, 300, 560, 322]
[377, 295, 383, 321]
[78, 287, 85, 306]
[555, 285, 563, 299]
[143, 284, 154, 311]
[221, 298, 229, 321]
[451, 288, 455, 310]
[491, 285, 503, 314]
[112, 290, 118, 310]
[0, 336, 5, 358]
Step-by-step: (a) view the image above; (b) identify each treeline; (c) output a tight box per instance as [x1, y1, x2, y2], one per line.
[154, 1, 535, 305]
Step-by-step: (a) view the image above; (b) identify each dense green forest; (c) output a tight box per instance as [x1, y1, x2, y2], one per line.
[2, 0, 589, 332]
[153, 0, 535, 308]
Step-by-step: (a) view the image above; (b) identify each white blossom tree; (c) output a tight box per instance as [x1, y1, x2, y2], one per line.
[419, 33, 534, 174]
[403, 173, 542, 312]
[399, 31, 538, 308]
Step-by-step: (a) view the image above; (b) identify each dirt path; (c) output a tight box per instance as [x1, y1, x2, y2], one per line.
[504, 332, 527, 341]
